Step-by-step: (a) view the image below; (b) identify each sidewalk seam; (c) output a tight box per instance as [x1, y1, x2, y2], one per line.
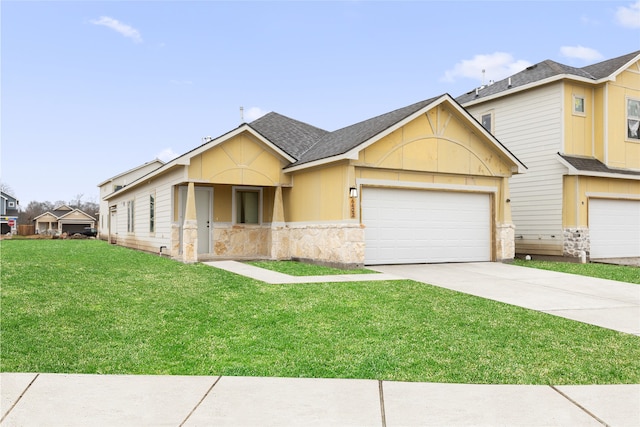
[549, 385, 609, 427]
[378, 380, 386, 427]
[178, 375, 222, 427]
[0, 373, 39, 424]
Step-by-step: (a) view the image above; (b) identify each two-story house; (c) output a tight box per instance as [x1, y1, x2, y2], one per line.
[457, 50, 640, 260]
[1, 191, 19, 234]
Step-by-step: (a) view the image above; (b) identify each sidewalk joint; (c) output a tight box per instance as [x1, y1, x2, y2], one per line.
[378, 380, 386, 427]
[549, 385, 609, 427]
[178, 375, 222, 427]
[0, 373, 39, 424]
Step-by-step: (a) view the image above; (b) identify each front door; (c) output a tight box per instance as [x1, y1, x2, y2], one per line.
[109, 207, 117, 244]
[179, 186, 212, 254]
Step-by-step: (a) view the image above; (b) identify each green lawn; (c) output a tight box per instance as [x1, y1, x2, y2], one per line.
[247, 260, 375, 276]
[2, 240, 639, 384]
[512, 259, 640, 284]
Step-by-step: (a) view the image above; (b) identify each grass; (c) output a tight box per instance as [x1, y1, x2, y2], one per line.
[2, 240, 639, 385]
[512, 259, 640, 284]
[247, 260, 375, 276]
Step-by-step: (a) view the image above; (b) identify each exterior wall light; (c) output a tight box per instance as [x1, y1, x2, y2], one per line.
[349, 187, 358, 198]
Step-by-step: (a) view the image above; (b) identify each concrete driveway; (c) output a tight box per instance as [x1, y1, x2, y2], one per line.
[371, 262, 640, 335]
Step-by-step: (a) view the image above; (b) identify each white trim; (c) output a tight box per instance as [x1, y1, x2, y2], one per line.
[586, 192, 640, 201]
[462, 74, 599, 107]
[356, 178, 498, 194]
[604, 85, 609, 164]
[285, 95, 526, 174]
[105, 125, 295, 200]
[557, 156, 640, 181]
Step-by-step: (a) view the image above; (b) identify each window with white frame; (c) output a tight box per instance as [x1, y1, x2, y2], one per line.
[234, 187, 262, 224]
[573, 95, 585, 115]
[127, 200, 135, 232]
[627, 98, 640, 141]
[149, 193, 155, 233]
[481, 112, 493, 133]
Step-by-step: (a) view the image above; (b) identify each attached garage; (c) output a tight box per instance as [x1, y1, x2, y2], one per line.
[589, 198, 640, 258]
[362, 187, 492, 265]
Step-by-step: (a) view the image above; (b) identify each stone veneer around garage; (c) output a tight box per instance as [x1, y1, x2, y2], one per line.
[563, 227, 590, 258]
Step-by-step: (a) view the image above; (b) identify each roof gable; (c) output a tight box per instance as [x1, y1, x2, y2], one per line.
[457, 50, 640, 105]
[249, 112, 329, 159]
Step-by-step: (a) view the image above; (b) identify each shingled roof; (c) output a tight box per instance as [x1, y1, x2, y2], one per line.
[456, 50, 640, 105]
[559, 154, 640, 177]
[246, 96, 442, 167]
[249, 112, 329, 159]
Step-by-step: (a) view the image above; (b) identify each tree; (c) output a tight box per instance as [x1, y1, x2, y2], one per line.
[0, 182, 15, 197]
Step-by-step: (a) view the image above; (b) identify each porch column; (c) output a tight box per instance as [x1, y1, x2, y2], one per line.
[269, 186, 289, 260]
[182, 182, 198, 263]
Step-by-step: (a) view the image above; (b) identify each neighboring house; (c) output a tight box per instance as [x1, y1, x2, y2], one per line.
[1, 191, 19, 234]
[101, 94, 525, 267]
[34, 205, 96, 235]
[457, 50, 640, 259]
[97, 159, 165, 240]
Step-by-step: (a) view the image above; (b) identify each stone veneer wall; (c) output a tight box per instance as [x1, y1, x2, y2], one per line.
[213, 225, 270, 257]
[287, 223, 365, 267]
[495, 223, 516, 261]
[563, 227, 590, 258]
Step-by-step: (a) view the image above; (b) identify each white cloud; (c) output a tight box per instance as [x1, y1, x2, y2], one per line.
[155, 148, 179, 162]
[616, 1, 640, 28]
[441, 52, 532, 84]
[560, 45, 604, 61]
[90, 16, 143, 43]
[244, 107, 268, 122]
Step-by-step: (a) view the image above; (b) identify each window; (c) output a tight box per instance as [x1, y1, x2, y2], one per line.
[573, 95, 585, 115]
[8, 201, 14, 208]
[114, 184, 123, 192]
[127, 200, 135, 232]
[234, 187, 262, 224]
[627, 98, 640, 141]
[149, 193, 155, 233]
[481, 112, 493, 133]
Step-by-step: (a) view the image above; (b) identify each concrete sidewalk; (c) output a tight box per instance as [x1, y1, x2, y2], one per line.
[2, 373, 639, 426]
[371, 262, 640, 335]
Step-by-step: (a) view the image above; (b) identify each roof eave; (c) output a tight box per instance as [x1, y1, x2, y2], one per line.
[461, 74, 599, 107]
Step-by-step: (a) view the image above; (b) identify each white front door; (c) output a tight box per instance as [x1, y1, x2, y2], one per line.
[179, 186, 213, 254]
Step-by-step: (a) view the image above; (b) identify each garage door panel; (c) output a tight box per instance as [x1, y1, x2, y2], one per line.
[590, 199, 640, 258]
[363, 188, 491, 265]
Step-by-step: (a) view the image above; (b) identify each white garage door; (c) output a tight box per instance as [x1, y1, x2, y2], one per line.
[589, 199, 640, 258]
[362, 188, 491, 265]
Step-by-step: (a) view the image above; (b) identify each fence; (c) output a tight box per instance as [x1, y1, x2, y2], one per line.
[18, 225, 35, 235]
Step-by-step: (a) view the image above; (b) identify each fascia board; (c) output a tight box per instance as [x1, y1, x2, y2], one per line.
[461, 74, 596, 108]
[607, 53, 640, 81]
[557, 156, 640, 181]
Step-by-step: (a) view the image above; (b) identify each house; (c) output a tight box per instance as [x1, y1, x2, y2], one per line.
[97, 159, 165, 240]
[100, 94, 525, 267]
[34, 205, 97, 235]
[1, 191, 19, 234]
[457, 50, 640, 259]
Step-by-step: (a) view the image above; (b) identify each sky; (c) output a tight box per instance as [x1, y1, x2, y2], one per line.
[2, 0, 639, 207]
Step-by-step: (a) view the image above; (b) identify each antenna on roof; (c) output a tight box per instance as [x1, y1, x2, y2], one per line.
[240, 106, 244, 123]
[482, 69, 486, 86]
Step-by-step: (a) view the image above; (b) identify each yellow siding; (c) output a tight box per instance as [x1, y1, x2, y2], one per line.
[285, 163, 347, 222]
[563, 176, 640, 227]
[606, 62, 640, 169]
[187, 132, 292, 186]
[355, 105, 513, 177]
[563, 83, 593, 156]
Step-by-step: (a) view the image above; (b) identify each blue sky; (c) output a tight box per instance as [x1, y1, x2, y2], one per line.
[2, 0, 639, 206]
